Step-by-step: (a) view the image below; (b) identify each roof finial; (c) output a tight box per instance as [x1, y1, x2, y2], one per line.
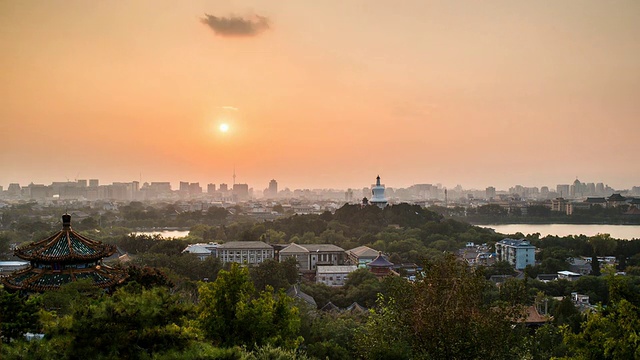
[62, 213, 72, 230]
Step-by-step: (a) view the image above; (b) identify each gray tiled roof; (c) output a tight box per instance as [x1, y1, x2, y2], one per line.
[299, 244, 345, 252]
[218, 241, 273, 250]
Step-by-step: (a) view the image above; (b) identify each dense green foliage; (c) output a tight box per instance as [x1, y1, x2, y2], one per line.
[3, 201, 640, 359]
[356, 255, 527, 359]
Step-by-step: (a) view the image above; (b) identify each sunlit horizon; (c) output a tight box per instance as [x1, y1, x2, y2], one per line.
[2, 1, 639, 191]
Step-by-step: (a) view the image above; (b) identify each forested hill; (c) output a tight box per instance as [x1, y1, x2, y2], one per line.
[216, 203, 504, 264]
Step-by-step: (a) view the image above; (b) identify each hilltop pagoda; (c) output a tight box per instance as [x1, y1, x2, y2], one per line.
[1, 214, 127, 292]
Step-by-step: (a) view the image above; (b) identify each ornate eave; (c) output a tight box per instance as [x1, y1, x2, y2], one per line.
[1, 264, 127, 292]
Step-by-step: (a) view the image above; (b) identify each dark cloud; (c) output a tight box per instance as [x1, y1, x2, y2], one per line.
[200, 14, 270, 37]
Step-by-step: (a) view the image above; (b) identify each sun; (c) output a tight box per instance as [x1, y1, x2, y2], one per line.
[219, 123, 229, 133]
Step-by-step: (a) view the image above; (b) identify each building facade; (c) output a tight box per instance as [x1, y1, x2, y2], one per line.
[279, 243, 346, 271]
[316, 265, 357, 287]
[494, 238, 536, 270]
[217, 241, 274, 265]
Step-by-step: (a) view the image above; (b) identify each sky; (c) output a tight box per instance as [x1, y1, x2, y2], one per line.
[1, 1, 639, 191]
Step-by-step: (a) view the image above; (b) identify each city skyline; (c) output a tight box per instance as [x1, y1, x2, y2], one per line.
[1, 175, 635, 195]
[2, 1, 639, 190]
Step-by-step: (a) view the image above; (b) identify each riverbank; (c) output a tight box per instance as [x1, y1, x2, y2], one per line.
[479, 223, 640, 240]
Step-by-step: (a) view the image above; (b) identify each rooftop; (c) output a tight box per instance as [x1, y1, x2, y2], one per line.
[14, 214, 117, 262]
[218, 241, 273, 250]
[289, 244, 345, 253]
[348, 245, 379, 258]
[316, 265, 358, 274]
[497, 238, 534, 247]
[367, 252, 394, 268]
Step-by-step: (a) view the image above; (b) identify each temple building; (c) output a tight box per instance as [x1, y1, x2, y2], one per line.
[1, 214, 127, 292]
[367, 252, 396, 278]
[370, 175, 388, 209]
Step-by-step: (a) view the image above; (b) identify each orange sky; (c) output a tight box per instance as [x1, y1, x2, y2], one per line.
[1, 1, 639, 191]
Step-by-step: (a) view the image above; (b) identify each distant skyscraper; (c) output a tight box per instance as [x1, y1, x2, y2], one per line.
[89, 179, 99, 187]
[233, 184, 249, 200]
[557, 184, 570, 198]
[345, 188, 354, 202]
[485, 186, 496, 199]
[268, 179, 278, 197]
[179, 181, 189, 192]
[207, 183, 216, 193]
[370, 175, 388, 209]
[219, 183, 228, 192]
[541, 187, 550, 198]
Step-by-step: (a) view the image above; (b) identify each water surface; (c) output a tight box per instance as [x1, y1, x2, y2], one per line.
[481, 224, 640, 240]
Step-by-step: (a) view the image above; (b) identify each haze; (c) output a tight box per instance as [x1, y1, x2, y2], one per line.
[1, 1, 639, 190]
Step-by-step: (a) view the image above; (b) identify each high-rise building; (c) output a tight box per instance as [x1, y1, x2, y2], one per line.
[268, 179, 278, 197]
[557, 184, 570, 198]
[485, 186, 496, 199]
[179, 181, 189, 192]
[7, 183, 21, 196]
[233, 184, 249, 200]
[219, 183, 228, 192]
[207, 183, 216, 193]
[89, 179, 99, 187]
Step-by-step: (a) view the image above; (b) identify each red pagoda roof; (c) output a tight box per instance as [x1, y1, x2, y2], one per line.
[14, 214, 117, 262]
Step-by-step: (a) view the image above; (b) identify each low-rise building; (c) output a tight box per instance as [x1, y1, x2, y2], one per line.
[0, 261, 29, 276]
[347, 245, 379, 268]
[217, 241, 274, 265]
[279, 243, 345, 271]
[558, 270, 581, 281]
[182, 242, 220, 260]
[316, 265, 357, 287]
[494, 238, 536, 270]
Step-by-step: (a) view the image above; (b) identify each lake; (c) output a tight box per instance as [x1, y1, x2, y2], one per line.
[130, 230, 191, 238]
[480, 224, 640, 240]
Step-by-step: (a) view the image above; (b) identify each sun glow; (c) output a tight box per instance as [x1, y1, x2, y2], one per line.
[219, 123, 229, 133]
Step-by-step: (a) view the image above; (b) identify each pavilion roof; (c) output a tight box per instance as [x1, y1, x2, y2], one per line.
[367, 252, 394, 268]
[14, 215, 117, 262]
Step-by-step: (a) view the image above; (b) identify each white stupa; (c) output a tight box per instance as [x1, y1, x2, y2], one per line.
[370, 175, 388, 209]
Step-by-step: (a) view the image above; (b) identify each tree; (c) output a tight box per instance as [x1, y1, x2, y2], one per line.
[563, 299, 640, 359]
[250, 259, 296, 292]
[357, 254, 527, 359]
[38, 279, 101, 316]
[125, 265, 175, 289]
[54, 284, 198, 358]
[590, 234, 617, 257]
[198, 263, 301, 349]
[562, 274, 640, 359]
[0, 288, 40, 343]
[60, 286, 198, 358]
[591, 253, 601, 276]
[0, 233, 13, 255]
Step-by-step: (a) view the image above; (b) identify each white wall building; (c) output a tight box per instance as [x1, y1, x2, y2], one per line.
[495, 238, 536, 270]
[217, 241, 274, 265]
[316, 265, 358, 287]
